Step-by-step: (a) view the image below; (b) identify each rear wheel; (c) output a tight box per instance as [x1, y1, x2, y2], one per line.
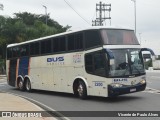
[17, 79, 24, 91]
[25, 79, 32, 92]
[77, 81, 87, 99]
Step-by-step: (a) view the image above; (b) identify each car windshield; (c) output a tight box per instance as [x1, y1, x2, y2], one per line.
[109, 49, 145, 77]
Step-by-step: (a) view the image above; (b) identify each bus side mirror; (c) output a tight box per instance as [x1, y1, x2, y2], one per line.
[140, 48, 156, 61]
[140, 48, 155, 56]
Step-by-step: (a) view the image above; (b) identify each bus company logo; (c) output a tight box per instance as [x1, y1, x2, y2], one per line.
[47, 57, 64, 62]
[73, 54, 82, 63]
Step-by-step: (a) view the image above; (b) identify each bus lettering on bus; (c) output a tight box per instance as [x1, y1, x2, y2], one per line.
[47, 57, 64, 62]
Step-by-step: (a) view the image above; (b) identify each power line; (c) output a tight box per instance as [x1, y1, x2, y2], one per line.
[92, 9, 96, 21]
[63, 0, 91, 26]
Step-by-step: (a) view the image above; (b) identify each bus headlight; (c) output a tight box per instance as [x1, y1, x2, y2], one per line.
[110, 83, 123, 88]
[140, 80, 146, 84]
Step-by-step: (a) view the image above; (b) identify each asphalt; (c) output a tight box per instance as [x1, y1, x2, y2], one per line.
[0, 75, 57, 120]
[0, 69, 159, 120]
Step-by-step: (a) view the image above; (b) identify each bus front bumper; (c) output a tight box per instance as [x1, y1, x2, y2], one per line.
[108, 83, 146, 97]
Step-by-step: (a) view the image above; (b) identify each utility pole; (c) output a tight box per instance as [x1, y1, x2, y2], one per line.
[42, 5, 47, 25]
[92, 1, 111, 26]
[139, 33, 142, 45]
[131, 0, 136, 34]
[92, 20, 100, 26]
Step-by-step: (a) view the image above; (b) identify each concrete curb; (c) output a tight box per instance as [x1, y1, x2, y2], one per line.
[0, 91, 57, 120]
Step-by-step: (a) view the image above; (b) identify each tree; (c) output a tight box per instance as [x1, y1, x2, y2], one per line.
[0, 12, 71, 59]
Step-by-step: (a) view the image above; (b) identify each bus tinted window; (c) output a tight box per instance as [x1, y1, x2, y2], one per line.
[68, 34, 74, 51]
[20, 45, 29, 57]
[75, 33, 83, 50]
[12, 47, 20, 58]
[101, 29, 139, 45]
[94, 52, 106, 76]
[53, 38, 59, 52]
[30, 42, 40, 56]
[67, 32, 83, 51]
[85, 54, 93, 73]
[85, 51, 106, 77]
[85, 30, 101, 48]
[41, 39, 52, 54]
[60, 37, 66, 51]
[53, 37, 66, 52]
[7, 48, 12, 59]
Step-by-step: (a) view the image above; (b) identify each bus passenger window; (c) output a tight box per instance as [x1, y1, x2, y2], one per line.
[67, 32, 83, 51]
[41, 39, 52, 54]
[53, 38, 59, 52]
[7, 48, 12, 59]
[75, 33, 83, 50]
[53, 37, 66, 53]
[85, 54, 94, 73]
[59, 37, 66, 51]
[20, 45, 29, 57]
[68, 34, 75, 51]
[85, 30, 101, 48]
[30, 42, 40, 56]
[94, 53, 106, 77]
[85, 52, 106, 77]
[12, 47, 20, 58]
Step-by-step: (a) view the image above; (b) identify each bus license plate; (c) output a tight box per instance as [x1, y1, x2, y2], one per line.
[130, 88, 136, 92]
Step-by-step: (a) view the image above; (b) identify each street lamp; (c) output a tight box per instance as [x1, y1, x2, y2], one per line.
[0, 4, 4, 10]
[42, 5, 47, 25]
[139, 33, 142, 45]
[131, 0, 136, 34]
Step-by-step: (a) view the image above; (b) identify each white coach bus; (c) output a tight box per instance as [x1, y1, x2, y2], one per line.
[6, 27, 155, 99]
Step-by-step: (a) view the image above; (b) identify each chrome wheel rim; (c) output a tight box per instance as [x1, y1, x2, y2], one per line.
[19, 81, 23, 89]
[26, 81, 30, 90]
[78, 84, 83, 97]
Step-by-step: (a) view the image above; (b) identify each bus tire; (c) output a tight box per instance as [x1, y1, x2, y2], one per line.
[25, 79, 32, 92]
[77, 81, 87, 99]
[17, 78, 25, 91]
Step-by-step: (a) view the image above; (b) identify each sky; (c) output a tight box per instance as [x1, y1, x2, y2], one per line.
[0, 0, 160, 54]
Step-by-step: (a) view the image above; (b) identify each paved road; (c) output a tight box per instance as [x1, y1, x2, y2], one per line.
[0, 72, 160, 120]
[146, 71, 160, 91]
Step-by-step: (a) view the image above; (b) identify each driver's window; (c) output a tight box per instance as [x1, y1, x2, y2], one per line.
[94, 53, 106, 76]
[85, 51, 106, 77]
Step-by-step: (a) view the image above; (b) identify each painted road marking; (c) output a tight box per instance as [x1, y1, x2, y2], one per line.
[0, 82, 7, 85]
[150, 76, 160, 79]
[0, 91, 70, 120]
[144, 87, 160, 95]
[147, 81, 152, 84]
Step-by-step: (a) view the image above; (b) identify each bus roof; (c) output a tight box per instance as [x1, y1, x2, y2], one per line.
[7, 26, 134, 48]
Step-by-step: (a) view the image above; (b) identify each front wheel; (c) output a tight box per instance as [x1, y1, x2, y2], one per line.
[77, 81, 87, 99]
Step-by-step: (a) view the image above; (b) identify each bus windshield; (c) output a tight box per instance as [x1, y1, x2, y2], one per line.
[109, 49, 145, 77]
[101, 29, 139, 45]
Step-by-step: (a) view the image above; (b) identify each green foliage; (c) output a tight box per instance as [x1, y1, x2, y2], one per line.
[0, 12, 71, 59]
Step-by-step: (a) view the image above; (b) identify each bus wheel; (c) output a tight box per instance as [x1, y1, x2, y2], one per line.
[25, 79, 32, 92]
[77, 81, 87, 99]
[17, 79, 24, 91]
